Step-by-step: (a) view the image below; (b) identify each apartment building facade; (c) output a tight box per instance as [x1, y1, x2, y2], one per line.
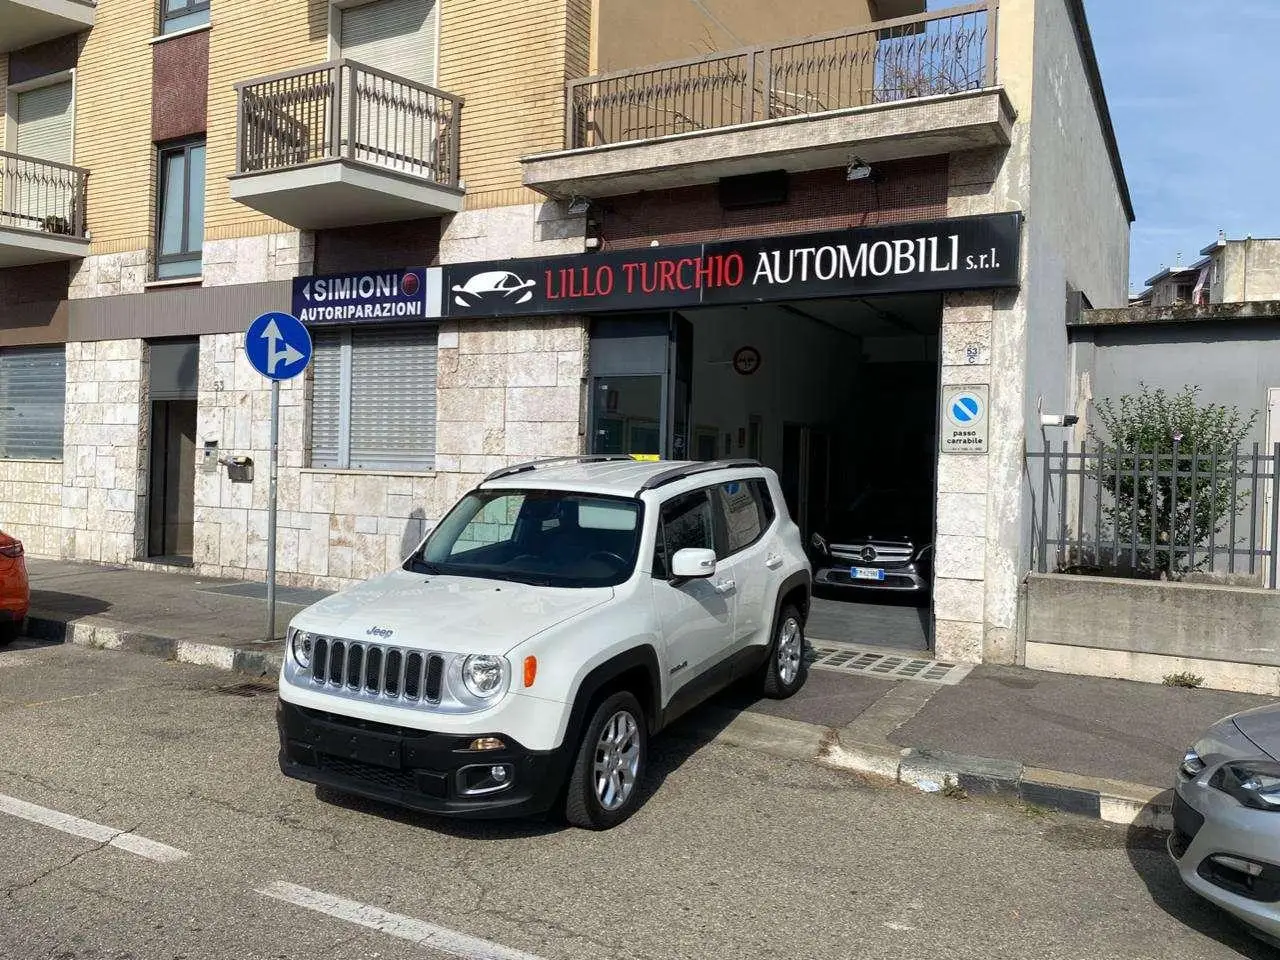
[0, 0, 1132, 666]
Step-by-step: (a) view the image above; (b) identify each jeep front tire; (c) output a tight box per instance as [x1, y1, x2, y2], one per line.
[564, 690, 648, 830]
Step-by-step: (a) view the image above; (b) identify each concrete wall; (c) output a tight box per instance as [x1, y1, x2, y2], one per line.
[1073, 320, 1279, 449]
[1025, 573, 1280, 695]
[1221, 240, 1280, 303]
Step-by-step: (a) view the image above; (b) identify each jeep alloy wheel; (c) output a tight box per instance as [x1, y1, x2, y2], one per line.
[565, 690, 648, 829]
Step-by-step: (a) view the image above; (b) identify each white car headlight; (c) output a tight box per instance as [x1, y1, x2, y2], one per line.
[462, 655, 506, 700]
[290, 629, 316, 669]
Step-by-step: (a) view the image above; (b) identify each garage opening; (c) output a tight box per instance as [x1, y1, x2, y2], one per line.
[588, 294, 941, 652]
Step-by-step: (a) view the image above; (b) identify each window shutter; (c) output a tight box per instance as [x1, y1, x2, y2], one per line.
[15, 82, 74, 164]
[349, 325, 437, 471]
[310, 330, 343, 468]
[340, 0, 437, 84]
[0, 346, 66, 460]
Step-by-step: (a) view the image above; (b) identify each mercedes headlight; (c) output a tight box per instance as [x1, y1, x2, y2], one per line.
[289, 629, 318, 669]
[1212, 760, 1280, 811]
[462, 655, 507, 700]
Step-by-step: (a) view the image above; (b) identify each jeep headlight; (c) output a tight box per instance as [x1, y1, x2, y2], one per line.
[462, 655, 506, 700]
[1212, 760, 1280, 811]
[289, 628, 316, 669]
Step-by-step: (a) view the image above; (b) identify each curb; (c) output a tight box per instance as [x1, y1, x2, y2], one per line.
[22, 614, 1174, 831]
[24, 615, 284, 678]
[819, 735, 1174, 831]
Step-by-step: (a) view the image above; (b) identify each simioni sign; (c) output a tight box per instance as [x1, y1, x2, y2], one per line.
[441, 212, 1021, 318]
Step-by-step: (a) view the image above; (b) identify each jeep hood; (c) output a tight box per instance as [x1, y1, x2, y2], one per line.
[290, 569, 613, 656]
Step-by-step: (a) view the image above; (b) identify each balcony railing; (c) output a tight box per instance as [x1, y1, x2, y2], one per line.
[236, 59, 463, 187]
[0, 150, 88, 238]
[566, 0, 996, 149]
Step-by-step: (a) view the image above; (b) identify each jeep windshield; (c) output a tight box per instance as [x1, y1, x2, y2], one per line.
[404, 489, 644, 588]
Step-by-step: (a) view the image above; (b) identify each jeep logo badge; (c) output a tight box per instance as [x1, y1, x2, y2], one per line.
[366, 626, 394, 639]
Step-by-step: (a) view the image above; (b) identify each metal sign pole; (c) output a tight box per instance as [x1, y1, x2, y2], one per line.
[267, 378, 280, 641]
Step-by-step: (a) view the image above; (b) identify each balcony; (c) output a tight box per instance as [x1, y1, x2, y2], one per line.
[0, 150, 89, 266]
[523, 1, 1013, 199]
[229, 60, 465, 230]
[0, 0, 95, 53]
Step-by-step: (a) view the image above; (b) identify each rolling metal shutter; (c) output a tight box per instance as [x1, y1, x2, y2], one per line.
[349, 326, 437, 471]
[15, 82, 74, 164]
[309, 325, 437, 471]
[309, 330, 344, 468]
[340, 0, 437, 85]
[0, 346, 67, 460]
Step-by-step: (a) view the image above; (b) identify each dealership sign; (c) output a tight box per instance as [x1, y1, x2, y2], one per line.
[292, 268, 431, 325]
[441, 212, 1021, 318]
[290, 213, 1021, 326]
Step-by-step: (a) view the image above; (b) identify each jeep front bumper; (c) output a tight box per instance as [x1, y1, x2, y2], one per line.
[277, 700, 572, 819]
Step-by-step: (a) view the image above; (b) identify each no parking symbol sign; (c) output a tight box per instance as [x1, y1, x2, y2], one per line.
[941, 385, 989, 454]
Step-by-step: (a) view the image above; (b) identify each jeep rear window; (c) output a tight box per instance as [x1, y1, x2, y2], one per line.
[405, 489, 644, 588]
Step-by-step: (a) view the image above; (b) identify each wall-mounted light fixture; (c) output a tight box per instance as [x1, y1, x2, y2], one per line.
[846, 157, 872, 181]
[567, 196, 592, 216]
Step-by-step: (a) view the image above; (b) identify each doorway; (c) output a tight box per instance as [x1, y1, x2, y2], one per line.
[146, 339, 199, 564]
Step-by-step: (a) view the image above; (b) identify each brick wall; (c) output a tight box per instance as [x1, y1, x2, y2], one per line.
[599, 157, 950, 251]
[152, 29, 209, 143]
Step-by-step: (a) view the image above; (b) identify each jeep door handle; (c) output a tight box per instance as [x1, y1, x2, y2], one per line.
[765, 554, 783, 569]
[714, 579, 736, 595]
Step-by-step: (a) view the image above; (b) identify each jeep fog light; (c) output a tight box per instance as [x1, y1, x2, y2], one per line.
[469, 737, 506, 751]
[458, 763, 515, 796]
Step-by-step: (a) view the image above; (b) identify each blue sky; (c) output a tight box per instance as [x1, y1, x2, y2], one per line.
[1087, 1, 1280, 294]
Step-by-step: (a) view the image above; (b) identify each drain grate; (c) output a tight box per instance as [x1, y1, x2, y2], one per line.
[808, 641, 972, 685]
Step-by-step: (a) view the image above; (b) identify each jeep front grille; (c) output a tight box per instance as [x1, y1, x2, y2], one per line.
[310, 638, 444, 704]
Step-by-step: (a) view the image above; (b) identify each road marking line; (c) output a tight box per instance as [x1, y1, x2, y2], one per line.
[258, 881, 545, 960]
[0, 794, 189, 864]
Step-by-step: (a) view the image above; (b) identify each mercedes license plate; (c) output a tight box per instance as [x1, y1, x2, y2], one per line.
[852, 567, 886, 582]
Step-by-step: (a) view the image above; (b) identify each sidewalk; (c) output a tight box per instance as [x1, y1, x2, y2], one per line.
[18, 557, 1277, 827]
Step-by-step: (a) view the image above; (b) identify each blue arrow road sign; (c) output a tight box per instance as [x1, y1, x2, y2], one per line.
[949, 393, 982, 425]
[245, 312, 312, 381]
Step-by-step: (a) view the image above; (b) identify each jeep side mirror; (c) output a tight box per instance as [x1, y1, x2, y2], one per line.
[671, 548, 717, 580]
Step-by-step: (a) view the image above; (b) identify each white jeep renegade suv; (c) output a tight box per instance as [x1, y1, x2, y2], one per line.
[276, 456, 812, 829]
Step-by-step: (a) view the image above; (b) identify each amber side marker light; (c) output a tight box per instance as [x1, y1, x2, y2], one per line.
[469, 737, 506, 751]
[524, 656, 538, 688]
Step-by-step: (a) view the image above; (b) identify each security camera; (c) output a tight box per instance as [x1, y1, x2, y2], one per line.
[1040, 414, 1080, 428]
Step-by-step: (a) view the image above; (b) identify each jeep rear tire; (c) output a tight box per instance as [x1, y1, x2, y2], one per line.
[564, 691, 647, 830]
[761, 604, 807, 699]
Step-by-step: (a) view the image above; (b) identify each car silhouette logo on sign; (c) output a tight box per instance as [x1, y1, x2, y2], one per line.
[451, 271, 536, 308]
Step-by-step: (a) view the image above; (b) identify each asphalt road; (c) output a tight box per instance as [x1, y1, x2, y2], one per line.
[0, 641, 1272, 960]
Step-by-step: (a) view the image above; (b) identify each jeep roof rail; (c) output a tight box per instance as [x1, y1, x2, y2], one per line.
[483, 455, 637, 483]
[637, 459, 762, 492]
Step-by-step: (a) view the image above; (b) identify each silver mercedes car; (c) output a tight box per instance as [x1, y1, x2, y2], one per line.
[1172, 703, 1280, 945]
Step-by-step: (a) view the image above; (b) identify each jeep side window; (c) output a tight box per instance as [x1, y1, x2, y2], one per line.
[713, 481, 766, 557]
[652, 489, 713, 579]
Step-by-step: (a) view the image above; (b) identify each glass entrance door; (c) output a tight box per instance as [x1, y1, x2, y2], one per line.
[590, 376, 663, 457]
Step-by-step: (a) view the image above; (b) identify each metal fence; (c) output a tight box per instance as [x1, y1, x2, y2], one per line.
[1028, 442, 1280, 587]
[236, 59, 463, 187]
[566, 0, 995, 148]
[0, 150, 89, 238]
